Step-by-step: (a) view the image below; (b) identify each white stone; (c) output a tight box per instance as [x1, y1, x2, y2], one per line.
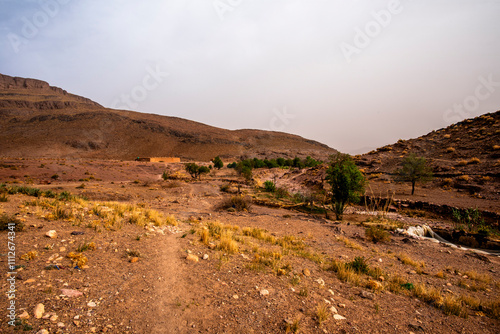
[260, 289, 269, 296]
[34, 304, 45, 319]
[45, 230, 57, 238]
[333, 314, 346, 320]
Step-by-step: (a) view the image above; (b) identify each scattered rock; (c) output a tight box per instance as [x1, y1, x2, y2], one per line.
[409, 270, 417, 275]
[333, 314, 346, 320]
[328, 289, 335, 296]
[186, 254, 199, 262]
[50, 314, 58, 322]
[36, 330, 49, 334]
[260, 289, 269, 296]
[18, 310, 30, 320]
[302, 268, 311, 277]
[315, 278, 325, 286]
[338, 303, 346, 308]
[57, 322, 65, 328]
[34, 303, 45, 319]
[45, 230, 57, 238]
[59, 247, 66, 252]
[24, 278, 36, 284]
[330, 306, 338, 314]
[203, 254, 209, 260]
[61, 289, 83, 297]
[87, 301, 97, 308]
[130, 257, 139, 263]
[233, 295, 239, 299]
[360, 291, 375, 300]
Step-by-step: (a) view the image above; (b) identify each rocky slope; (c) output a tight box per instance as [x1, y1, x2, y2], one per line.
[0, 73, 336, 161]
[355, 111, 500, 201]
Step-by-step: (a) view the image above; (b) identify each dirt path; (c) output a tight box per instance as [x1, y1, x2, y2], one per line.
[150, 234, 188, 334]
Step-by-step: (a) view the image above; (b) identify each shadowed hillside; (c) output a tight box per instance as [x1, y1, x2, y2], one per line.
[0, 73, 336, 161]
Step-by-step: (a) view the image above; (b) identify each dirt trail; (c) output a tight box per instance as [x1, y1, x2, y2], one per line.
[151, 234, 188, 334]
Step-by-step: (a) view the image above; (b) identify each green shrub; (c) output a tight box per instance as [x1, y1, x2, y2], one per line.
[264, 181, 276, 192]
[347, 256, 369, 274]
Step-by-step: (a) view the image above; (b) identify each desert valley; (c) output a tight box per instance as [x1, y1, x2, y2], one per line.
[1, 73, 499, 334]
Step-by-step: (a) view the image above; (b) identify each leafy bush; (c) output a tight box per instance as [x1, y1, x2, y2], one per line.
[185, 163, 210, 180]
[212, 156, 224, 169]
[326, 153, 365, 220]
[263, 181, 276, 192]
[346, 256, 369, 274]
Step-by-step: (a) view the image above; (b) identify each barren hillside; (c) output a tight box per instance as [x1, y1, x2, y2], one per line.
[0, 73, 336, 161]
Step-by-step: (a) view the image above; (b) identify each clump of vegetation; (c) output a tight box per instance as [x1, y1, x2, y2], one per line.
[0, 192, 8, 202]
[326, 153, 365, 220]
[397, 253, 425, 271]
[218, 196, 251, 212]
[275, 186, 289, 199]
[365, 225, 391, 243]
[67, 252, 88, 267]
[20, 250, 38, 260]
[0, 214, 24, 231]
[76, 241, 96, 252]
[346, 256, 369, 274]
[394, 153, 433, 195]
[337, 236, 363, 250]
[185, 163, 210, 180]
[212, 156, 224, 169]
[218, 231, 239, 253]
[452, 208, 485, 232]
[264, 180, 276, 192]
[315, 303, 329, 325]
[228, 156, 322, 171]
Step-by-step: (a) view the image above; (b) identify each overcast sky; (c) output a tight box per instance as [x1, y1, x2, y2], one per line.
[1, 0, 499, 154]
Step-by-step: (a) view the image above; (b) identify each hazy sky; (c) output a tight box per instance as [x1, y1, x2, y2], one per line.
[1, 0, 499, 154]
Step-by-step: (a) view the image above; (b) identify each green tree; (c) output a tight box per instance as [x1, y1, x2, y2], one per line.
[185, 163, 211, 180]
[212, 156, 224, 169]
[326, 153, 365, 220]
[198, 166, 210, 179]
[394, 153, 433, 195]
[185, 163, 199, 179]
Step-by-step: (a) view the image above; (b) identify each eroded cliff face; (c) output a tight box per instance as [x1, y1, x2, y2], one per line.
[0, 73, 102, 109]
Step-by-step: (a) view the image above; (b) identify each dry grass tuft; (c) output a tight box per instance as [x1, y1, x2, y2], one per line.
[337, 236, 363, 250]
[20, 250, 38, 260]
[315, 303, 329, 325]
[464, 270, 492, 284]
[218, 231, 239, 254]
[365, 226, 391, 243]
[397, 253, 425, 270]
